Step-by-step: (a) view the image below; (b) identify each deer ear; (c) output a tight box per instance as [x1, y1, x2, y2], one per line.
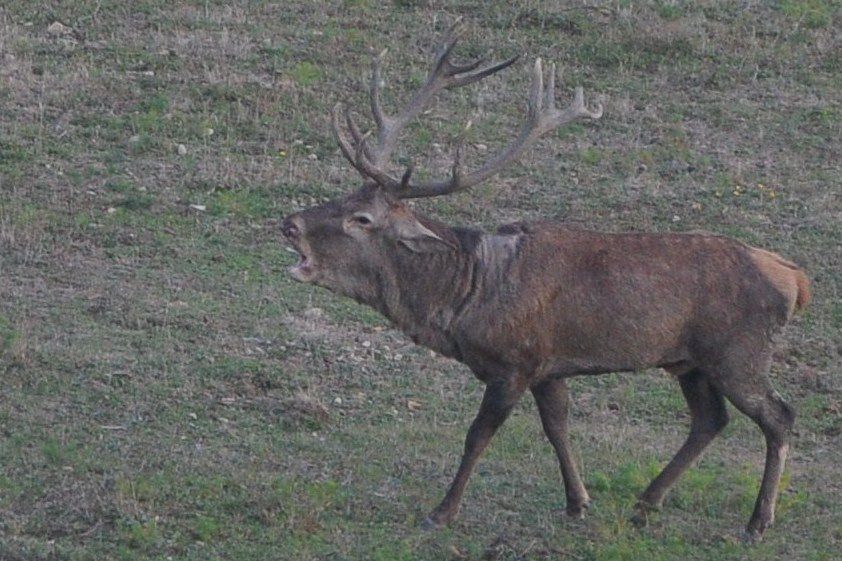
[388, 213, 455, 253]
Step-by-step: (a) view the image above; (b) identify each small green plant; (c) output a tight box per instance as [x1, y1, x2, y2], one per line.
[0, 315, 17, 359]
[292, 62, 324, 86]
[116, 193, 155, 211]
[779, 0, 832, 28]
[41, 437, 78, 467]
[121, 518, 162, 550]
[192, 514, 222, 542]
[656, 0, 684, 20]
[581, 147, 602, 166]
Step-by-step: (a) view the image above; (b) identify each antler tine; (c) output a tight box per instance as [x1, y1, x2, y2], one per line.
[343, 106, 374, 162]
[528, 58, 544, 123]
[430, 17, 519, 88]
[449, 55, 520, 88]
[450, 119, 472, 188]
[451, 141, 463, 187]
[548, 86, 603, 129]
[354, 130, 373, 170]
[369, 49, 389, 132]
[391, 59, 603, 199]
[545, 62, 556, 111]
[333, 103, 396, 186]
[449, 57, 485, 75]
[338, 19, 518, 183]
[578, 87, 604, 119]
[432, 17, 466, 75]
[400, 164, 415, 190]
[332, 103, 357, 166]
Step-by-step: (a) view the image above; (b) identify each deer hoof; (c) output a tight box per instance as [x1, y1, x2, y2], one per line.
[630, 511, 648, 528]
[420, 512, 450, 531]
[630, 501, 660, 528]
[741, 528, 763, 544]
[565, 503, 589, 519]
[420, 517, 439, 531]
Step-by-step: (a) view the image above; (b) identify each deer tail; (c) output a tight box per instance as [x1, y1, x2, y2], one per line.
[749, 247, 811, 318]
[794, 267, 811, 311]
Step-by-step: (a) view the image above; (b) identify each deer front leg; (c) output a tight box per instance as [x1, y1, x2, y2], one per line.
[531, 377, 591, 517]
[422, 379, 526, 528]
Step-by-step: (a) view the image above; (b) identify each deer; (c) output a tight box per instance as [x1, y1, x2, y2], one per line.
[281, 20, 810, 541]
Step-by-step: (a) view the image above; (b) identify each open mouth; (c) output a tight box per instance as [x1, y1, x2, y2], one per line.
[288, 246, 315, 282]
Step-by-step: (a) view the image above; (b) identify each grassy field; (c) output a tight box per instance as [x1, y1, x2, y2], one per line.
[0, 1, 840, 559]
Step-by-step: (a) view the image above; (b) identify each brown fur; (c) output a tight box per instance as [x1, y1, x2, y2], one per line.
[282, 24, 815, 539]
[749, 247, 812, 316]
[282, 186, 810, 540]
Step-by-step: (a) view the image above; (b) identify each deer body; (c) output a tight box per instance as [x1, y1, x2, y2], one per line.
[344, 220, 804, 383]
[282, 21, 810, 540]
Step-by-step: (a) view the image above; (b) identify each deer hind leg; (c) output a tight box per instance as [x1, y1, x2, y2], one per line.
[422, 378, 526, 529]
[531, 377, 590, 517]
[709, 351, 795, 541]
[633, 368, 729, 525]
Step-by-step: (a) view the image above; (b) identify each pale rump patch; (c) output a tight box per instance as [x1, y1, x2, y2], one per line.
[749, 247, 811, 317]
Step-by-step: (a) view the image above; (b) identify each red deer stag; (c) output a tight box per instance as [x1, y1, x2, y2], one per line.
[281, 20, 810, 541]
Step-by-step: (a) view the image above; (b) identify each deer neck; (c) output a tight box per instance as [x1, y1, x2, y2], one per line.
[374, 224, 480, 358]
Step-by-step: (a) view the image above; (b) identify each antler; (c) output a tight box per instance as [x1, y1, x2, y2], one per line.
[332, 20, 602, 199]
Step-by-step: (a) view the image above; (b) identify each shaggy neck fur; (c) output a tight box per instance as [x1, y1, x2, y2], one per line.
[364, 217, 479, 358]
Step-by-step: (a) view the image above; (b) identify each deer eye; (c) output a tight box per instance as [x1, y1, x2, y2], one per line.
[351, 213, 373, 226]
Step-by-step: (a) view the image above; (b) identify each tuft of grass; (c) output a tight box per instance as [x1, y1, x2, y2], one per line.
[0, 315, 18, 360]
[192, 515, 223, 542]
[292, 62, 324, 87]
[778, 0, 834, 28]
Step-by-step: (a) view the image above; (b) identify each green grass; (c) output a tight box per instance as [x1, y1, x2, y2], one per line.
[1, 1, 840, 560]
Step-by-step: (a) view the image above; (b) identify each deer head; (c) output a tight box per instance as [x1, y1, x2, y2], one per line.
[282, 19, 602, 298]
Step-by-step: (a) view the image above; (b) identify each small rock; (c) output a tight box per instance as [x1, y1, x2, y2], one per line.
[475, 143, 488, 152]
[47, 21, 71, 36]
[106, 207, 117, 214]
[307, 153, 318, 161]
[177, 143, 187, 155]
[333, 397, 342, 405]
[361, 340, 371, 348]
[303, 307, 324, 320]
[204, 128, 214, 136]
